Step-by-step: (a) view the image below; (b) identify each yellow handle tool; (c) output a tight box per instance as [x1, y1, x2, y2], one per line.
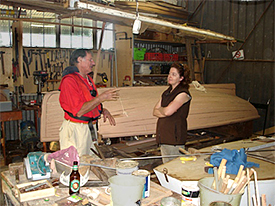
[180, 156, 197, 163]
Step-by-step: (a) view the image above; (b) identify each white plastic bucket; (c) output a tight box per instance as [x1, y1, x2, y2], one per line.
[109, 175, 145, 206]
[198, 177, 243, 206]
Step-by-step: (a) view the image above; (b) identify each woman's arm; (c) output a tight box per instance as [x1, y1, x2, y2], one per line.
[153, 92, 191, 118]
[153, 99, 166, 118]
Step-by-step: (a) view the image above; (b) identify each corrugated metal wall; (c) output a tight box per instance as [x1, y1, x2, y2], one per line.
[3, 94, 40, 141]
[187, 0, 274, 133]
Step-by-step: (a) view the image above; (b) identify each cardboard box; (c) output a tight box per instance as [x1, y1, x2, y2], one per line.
[14, 180, 55, 202]
[153, 32, 173, 42]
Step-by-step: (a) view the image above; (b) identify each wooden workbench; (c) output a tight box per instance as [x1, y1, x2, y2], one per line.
[1, 169, 173, 206]
[155, 138, 275, 181]
[154, 138, 275, 205]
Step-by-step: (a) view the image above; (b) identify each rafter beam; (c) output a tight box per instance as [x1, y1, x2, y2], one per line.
[76, 1, 235, 41]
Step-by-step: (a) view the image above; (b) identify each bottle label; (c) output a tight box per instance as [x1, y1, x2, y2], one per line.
[70, 179, 80, 193]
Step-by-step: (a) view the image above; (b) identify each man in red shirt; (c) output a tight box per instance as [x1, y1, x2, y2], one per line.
[59, 49, 118, 156]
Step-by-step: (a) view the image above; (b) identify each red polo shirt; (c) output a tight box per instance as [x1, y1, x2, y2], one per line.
[59, 72, 101, 123]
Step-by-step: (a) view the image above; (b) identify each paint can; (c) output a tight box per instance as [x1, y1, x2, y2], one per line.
[161, 197, 181, 206]
[181, 182, 200, 206]
[132, 169, 150, 198]
[116, 160, 139, 175]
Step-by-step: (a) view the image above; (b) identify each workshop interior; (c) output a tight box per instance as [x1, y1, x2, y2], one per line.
[0, 0, 274, 206]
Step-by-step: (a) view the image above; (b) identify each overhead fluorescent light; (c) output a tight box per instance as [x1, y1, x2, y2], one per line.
[31, 24, 55, 28]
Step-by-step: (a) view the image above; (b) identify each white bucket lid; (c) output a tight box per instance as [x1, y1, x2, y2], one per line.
[182, 181, 200, 192]
[116, 160, 139, 169]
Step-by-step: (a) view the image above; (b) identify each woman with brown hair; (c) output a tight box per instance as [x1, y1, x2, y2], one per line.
[153, 62, 192, 163]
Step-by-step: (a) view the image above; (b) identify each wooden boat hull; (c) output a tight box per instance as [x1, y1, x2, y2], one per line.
[40, 84, 259, 142]
[98, 84, 259, 138]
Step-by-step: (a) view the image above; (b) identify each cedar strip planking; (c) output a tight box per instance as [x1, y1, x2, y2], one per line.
[40, 84, 259, 142]
[98, 85, 259, 138]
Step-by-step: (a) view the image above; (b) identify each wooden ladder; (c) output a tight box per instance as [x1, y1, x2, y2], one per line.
[186, 39, 205, 83]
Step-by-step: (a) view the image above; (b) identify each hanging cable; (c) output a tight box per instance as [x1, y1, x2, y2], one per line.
[136, 0, 139, 17]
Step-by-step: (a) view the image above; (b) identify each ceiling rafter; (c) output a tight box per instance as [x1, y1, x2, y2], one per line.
[0, 0, 236, 42]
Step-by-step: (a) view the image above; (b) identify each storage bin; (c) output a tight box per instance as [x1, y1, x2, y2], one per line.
[144, 53, 163, 61]
[134, 48, 146, 60]
[163, 53, 178, 61]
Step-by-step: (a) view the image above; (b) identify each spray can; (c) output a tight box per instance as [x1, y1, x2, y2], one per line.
[181, 182, 200, 206]
[132, 169, 150, 198]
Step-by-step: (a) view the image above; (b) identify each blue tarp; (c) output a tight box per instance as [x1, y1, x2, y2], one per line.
[208, 148, 259, 175]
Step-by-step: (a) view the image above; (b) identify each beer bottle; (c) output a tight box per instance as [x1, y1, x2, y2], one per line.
[69, 161, 80, 195]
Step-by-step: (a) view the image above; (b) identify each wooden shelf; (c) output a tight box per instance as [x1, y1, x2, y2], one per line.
[133, 61, 175, 64]
[134, 38, 185, 46]
[134, 74, 168, 77]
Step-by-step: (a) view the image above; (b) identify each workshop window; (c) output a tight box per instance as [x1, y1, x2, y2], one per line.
[44, 24, 56, 47]
[0, 13, 113, 49]
[23, 22, 31, 47]
[21, 10, 57, 48]
[0, 20, 12, 47]
[23, 22, 56, 48]
[97, 21, 114, 50]
[60, 18, 93, 49]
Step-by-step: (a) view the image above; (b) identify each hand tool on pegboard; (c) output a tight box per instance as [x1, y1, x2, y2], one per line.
[0, 51, 5, 75]
[60, 61, 64, 72]
[55, 50, 59, 62]
[28, 49, 34, 66]
[23, 48, 30, 76]
[12, 27, 20, 82]
[12, 59, 20, 82]
[50, 63, 54, 80]
[42, 51, 47, 71]
[32, 52, 38, 71]
[23, 62, 28, 78]
[44, 50, 50, 71]
[50, 50, 54, 62]
[59, 49, 62, 59]
[62, 49, 66, 62]
[36, 49, 44, 71]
